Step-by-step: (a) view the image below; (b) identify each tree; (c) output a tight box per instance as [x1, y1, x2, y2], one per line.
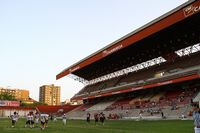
[20, 101, 47, 107]
[0, 92, 16, 101]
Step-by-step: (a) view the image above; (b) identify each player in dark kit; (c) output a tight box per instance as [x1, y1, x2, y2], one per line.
[86, 112, 91, 123]
[99, 112, 105, 125]
[94, 113, 99, 125]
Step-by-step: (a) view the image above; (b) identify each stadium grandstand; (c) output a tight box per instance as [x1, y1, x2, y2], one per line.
[57, 0, 200, 120]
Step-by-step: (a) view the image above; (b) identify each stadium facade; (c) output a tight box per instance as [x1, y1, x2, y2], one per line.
[57, 0, 200, 119]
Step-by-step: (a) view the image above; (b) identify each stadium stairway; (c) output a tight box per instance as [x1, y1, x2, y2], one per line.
[86, 101, 115, 111]
[161, 104, 192, 119]
[66, 104, 94, 119]
[67, 110, 86, 120]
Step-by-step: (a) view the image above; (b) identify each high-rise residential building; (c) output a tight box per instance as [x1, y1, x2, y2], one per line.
[39, 84, 60, 105]
[0, 87, 29, 100]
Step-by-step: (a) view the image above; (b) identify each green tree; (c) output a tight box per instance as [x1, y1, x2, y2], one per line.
[20, 101, 47, 107]
[0, 92, 16, 101]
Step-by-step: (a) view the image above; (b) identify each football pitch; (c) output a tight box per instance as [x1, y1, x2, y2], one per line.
[0, 118, 193, 133]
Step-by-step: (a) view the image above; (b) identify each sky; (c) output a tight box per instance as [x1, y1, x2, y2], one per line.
[0, 0, 188, 101]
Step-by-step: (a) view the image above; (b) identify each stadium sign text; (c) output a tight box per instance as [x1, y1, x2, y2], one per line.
[0, 100, 20, 107]
[102, 44, 123, 56]
[183, 4, 200, 17]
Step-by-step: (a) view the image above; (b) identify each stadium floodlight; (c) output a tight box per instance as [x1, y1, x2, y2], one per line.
[175, 43, 200, 57]
[86, 56, 166, 85]
[68, 74, 89, 85]
[68, 56, 167, 85]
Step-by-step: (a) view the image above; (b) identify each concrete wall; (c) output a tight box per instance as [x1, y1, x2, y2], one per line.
[0, 109, 36, 117]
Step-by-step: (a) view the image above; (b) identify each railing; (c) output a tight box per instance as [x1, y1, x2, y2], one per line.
[74, 65, 200, 98]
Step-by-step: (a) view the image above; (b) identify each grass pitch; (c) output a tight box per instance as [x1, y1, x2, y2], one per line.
[0, 118, 193, 133]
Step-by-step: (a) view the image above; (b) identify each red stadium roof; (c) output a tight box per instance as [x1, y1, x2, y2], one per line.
[57, 0, 200, 80]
